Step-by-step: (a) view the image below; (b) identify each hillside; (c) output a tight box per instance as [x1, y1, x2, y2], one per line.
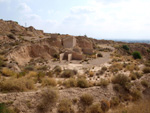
[0, 19, 150, 113]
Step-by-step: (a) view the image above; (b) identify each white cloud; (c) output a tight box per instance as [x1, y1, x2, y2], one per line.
[71, 6, 94, 14]
[18, 3, 31, 13]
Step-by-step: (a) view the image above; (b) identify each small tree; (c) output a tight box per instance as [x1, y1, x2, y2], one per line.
[122, 45, 129, 51]
[132, 51, 142, 59]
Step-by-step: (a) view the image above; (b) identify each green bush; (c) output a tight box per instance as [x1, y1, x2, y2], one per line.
[122, 45, 129, 50]
[80, 94, 94, 106]
[132, 51, 142, 59]
[77, 78, 89, 88]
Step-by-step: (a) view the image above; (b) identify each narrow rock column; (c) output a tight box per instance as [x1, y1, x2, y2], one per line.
[68, 54, 72, 62]
[59, 53, 64, 62]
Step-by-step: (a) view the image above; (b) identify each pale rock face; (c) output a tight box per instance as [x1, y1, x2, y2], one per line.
[63, 37, 76, 48]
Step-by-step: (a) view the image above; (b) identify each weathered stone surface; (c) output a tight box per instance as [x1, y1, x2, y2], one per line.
[63, 36, 76, 48]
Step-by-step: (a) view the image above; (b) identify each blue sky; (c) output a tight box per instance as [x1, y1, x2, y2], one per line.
[0, 0, 150, 40]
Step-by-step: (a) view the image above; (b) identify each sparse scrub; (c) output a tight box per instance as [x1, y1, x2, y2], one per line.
[63, 78, 77, 88]
[57, 99, 74, 113]
[88, 103, 103, 113]
[115, 98, 150, 113]
[143, 67, 150, 74]
[130, 89, 141, 101]
[1, 68, 17, 77]
[110, 97, 120, 108]
[53, 65, 62, 74]
[101, 100, 110, 112]
[112, 74, 130, 88]
[132, 51, 142, 59]
[38, 88, 59, 112]
[0, 77, 34, 92]
[80, 93, 94, 106]
[42, 77, 57, 87]
[98, 78, 109, 87]
[77, 78, 89, 88]
[24, 65, 34, 71]
[0, 103, 16, 113]
[61, 69, 76, 78]
[97, 53, 103, 57]
[141, 80, 149, 87]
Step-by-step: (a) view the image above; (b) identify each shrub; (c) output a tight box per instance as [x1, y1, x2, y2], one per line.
[88, 103, 103, 113]
[37, 71, 46, 83]
[24, 65, 34, 71]
[42, 77, 57, 86]
[101, 66, 107, 71]
[0, 59, 6, 68]
[98, 79, 109, 87]
[38, 88, 59, 112]
[80, 94, 93, 106]
[57, 99, 74, 113]
[46, 71, 53, 77]
[110, 97, 120, 107]
[143, 67, 150, 74]
[1, 68, 17, 77]
[130, 89, 141, 101]
[122, 45, 129, 50]
[7, 34, 15, 39]
[61, 69, 76, 78]
[101, 100, 110, 112]
[97, 53, 103, 57]
[112, 74, 130, 88]
[63, 78, 77, 88]
[0, 103, 16, 113]
[89, 71, 94, 77]
[0, 77, 34, 92]
[141, 80, 149, 87]
[53, 65, 62, 74]
[132, 51, 142, 59]
[77, 78, 89, 88]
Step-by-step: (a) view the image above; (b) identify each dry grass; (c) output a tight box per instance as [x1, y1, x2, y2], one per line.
[112, 74, 130, 88]
[80, 93, 94, 106]
[61, 69, 77, 78]
[97, 78, 109, 87]
[143, 67, 150, 74]
[38, 88, 59, 112]
[1, 68, 17, 77]
[113, 98, 150, 113]
[87, 103, 103, 113]
[63, 78, 77, 88]
[57, 99, 74, 113]
[42, 77, 57, 87]
[77, 78, 89, 88]
[0, 77, 34, 92]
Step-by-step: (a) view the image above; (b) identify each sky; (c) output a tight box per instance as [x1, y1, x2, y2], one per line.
[0, 0, 150, 40]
